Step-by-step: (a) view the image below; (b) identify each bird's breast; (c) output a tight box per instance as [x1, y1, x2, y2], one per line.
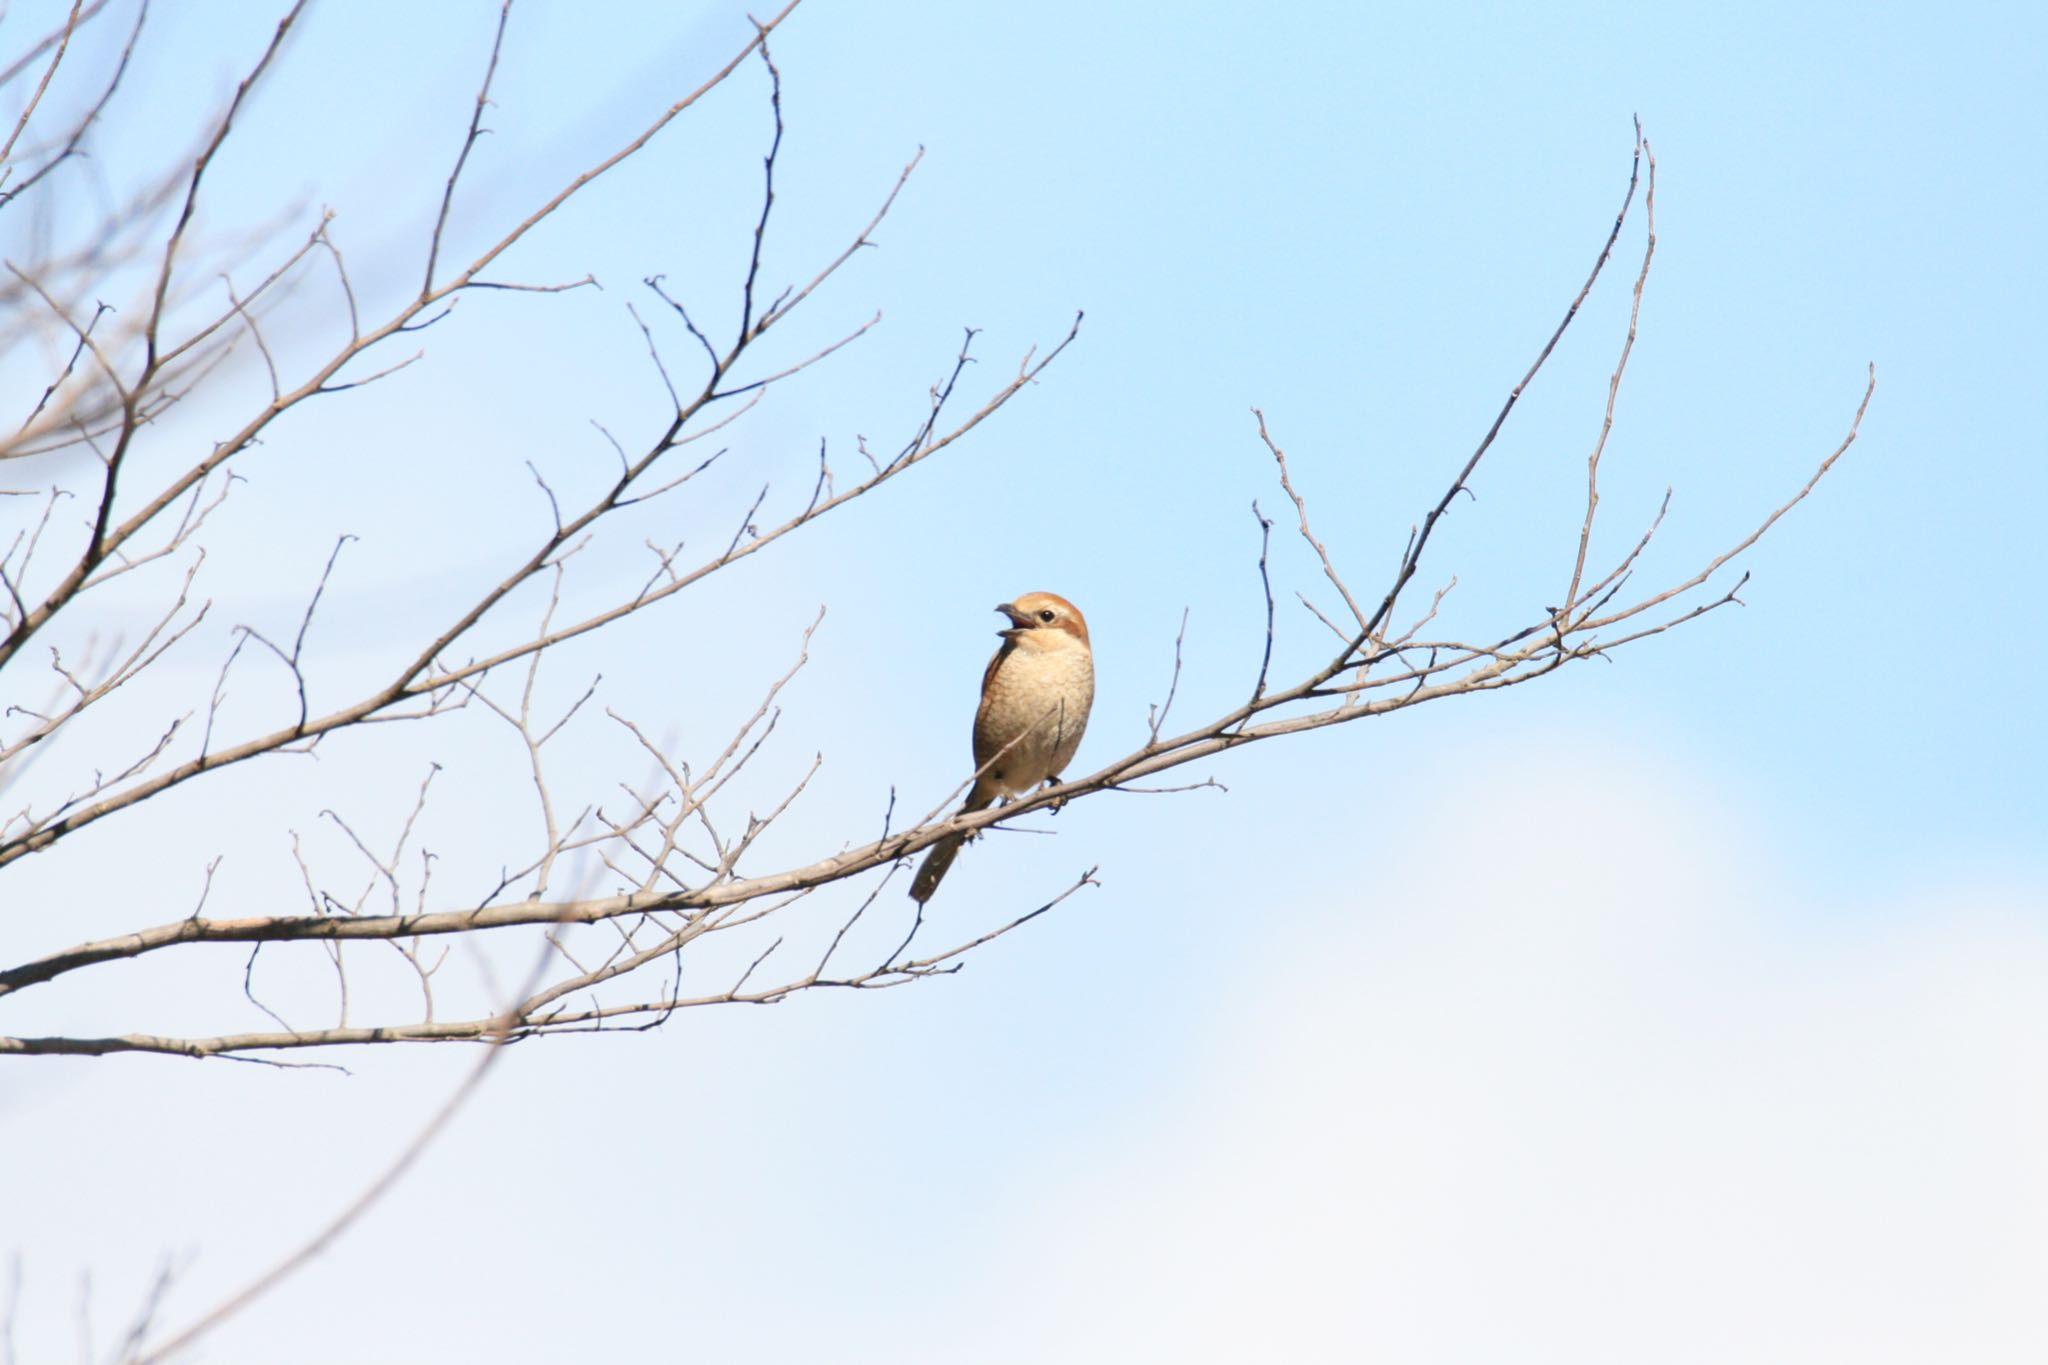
[974, 642, 1095, 794]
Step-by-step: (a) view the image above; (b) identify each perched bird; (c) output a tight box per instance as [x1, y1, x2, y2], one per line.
[909, 591, 1095, 903]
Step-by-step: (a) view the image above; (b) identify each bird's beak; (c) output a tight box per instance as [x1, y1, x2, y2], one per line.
[995, 602, 1033, 628]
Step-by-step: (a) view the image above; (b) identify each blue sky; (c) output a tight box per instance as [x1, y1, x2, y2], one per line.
[3, 0, 2044, 1360]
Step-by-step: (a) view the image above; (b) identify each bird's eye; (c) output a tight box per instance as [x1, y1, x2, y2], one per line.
[1037, 609, 1056, 623]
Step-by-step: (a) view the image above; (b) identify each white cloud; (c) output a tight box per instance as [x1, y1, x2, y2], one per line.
[940, 742, 2048, 1364]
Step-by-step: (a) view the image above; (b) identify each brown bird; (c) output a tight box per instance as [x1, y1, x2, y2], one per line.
[909, 591, 1095, 903]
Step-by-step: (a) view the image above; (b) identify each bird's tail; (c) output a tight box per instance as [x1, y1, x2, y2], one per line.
[909, 790, 993, 903]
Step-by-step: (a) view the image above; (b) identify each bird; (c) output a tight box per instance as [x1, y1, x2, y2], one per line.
[909, 591, 1095, 903]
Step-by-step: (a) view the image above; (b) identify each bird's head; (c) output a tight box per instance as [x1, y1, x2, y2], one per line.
[996, 591, 1090, 648]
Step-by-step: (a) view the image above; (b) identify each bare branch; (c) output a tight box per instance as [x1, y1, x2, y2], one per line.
[425, 0, 514, 292]
[1560, 121, 1656, 629]
[0, 64, 1864, 1074]
[1148, 608, 1191, 745]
